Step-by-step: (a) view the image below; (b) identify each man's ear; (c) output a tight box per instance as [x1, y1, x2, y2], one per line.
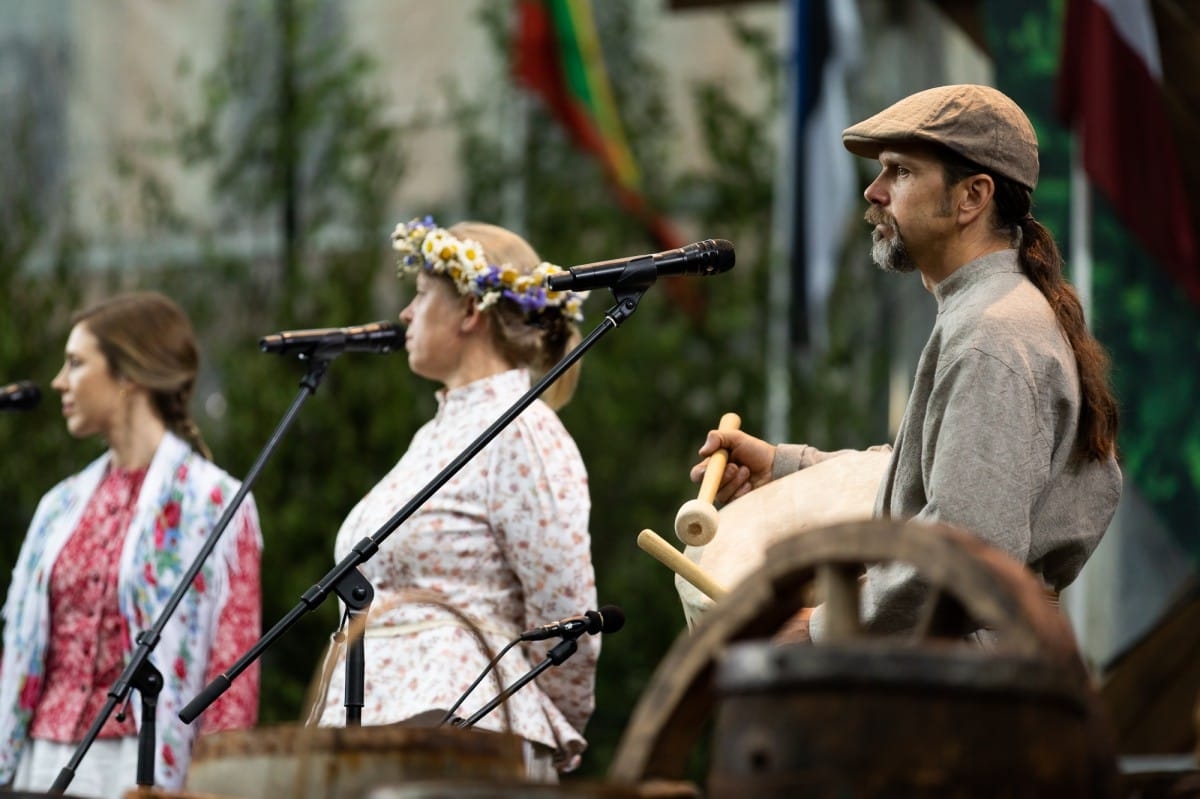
[957, 173, 995, 226]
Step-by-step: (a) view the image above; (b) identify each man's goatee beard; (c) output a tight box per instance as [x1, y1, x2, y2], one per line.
[871, 233, 916, 274]
[866, 210, 916, 274]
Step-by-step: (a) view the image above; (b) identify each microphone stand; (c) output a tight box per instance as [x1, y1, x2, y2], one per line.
[180, 259, 660, 726]
[51, 353, 340, 795]
[457, 636, 580, 730]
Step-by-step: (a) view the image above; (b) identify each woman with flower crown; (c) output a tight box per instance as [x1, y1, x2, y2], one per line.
[313, 218, 597, 781]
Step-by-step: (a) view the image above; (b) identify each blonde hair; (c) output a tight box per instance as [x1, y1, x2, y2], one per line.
[73, 291, 212, 459]
[448, 221, 582, 411]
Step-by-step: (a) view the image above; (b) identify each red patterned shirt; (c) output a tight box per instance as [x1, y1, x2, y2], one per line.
[29, 464, 259, 742]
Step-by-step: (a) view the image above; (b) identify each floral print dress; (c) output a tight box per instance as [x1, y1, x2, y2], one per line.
[317, 370, 598, 770]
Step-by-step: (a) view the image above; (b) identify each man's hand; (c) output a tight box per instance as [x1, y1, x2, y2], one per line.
[689, 429, 777, 505]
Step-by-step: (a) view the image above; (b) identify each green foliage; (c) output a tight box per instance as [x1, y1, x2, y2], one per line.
[0, 72, 87, 593]
[0, 257, 88, 573]
[1090, 199, 1200, 542]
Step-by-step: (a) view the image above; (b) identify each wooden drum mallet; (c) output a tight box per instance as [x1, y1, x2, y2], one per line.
[637, 529, 728, 602]
[674, 412, 741, 547]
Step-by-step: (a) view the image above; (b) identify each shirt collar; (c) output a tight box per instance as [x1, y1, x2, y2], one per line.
[932, 248, 1021, 309]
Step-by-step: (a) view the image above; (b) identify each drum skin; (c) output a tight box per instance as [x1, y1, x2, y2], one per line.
[675, 449, 890, 628]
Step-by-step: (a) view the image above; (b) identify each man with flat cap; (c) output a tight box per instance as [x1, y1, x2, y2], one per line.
[690, 84, 1122, 637]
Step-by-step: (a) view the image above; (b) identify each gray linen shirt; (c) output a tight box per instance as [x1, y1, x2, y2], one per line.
[778, 250, 1122, 635]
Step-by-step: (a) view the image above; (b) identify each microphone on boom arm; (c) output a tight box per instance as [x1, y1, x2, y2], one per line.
[545, 240, 735, 292]
[259, 321, 404, 357]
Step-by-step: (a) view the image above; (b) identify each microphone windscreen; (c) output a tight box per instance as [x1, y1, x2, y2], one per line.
[709, 239, 736, 271]
[0, 381, 41, 410]
[598, 604, 625, 634]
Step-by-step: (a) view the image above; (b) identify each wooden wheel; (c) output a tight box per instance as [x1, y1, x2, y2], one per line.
[609, 518, 1108, 789]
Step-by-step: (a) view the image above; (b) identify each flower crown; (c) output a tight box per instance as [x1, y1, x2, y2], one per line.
[391, 216, 586, 323]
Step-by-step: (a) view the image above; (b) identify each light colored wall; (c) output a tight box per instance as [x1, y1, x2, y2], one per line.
[344, 1, 499, 219]
[35, 0, 786, 261]
[645, 0, 784, 174]
[67, 2, 227, 245]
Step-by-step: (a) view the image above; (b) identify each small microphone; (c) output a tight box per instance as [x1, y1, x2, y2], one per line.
[544, 239, 735, 292]
[259, 321, 403, 356]
[0, 380, 41, 411]
[519, 605, 625, 642]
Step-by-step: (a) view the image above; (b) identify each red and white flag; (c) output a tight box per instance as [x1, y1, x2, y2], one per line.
[1057, 0, 1200, 305]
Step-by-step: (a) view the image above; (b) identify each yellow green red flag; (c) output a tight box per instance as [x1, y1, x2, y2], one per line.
[513, 0, 685, 252]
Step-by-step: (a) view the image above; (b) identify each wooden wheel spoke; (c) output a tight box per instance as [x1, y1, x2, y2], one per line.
[815, 562, 862, 642]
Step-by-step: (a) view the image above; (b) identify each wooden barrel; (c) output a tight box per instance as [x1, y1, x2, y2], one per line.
[123, 788, 237, 799]
[710, 640, 1104, 798]
[610, 519, 1119, 796]
[186, 722, 526, 799]
[360, 780, 649, 798]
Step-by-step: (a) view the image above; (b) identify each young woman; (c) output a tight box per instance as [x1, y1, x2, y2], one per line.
[0, 291, 262, 798]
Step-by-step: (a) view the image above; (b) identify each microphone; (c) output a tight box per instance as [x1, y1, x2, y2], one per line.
[544, 239, 734, 292]
[519, 605, 625, 642]
[259, 321, 403, 356]
[455, 604, 625, 730]
[0, 381, 41, 411]
[441, 605, 624, 727]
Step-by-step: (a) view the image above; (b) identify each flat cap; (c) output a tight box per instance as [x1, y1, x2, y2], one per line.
[842, 84, 1039, 191]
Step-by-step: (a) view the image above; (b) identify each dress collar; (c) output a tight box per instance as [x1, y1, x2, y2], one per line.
[435, 369, 531, 416]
